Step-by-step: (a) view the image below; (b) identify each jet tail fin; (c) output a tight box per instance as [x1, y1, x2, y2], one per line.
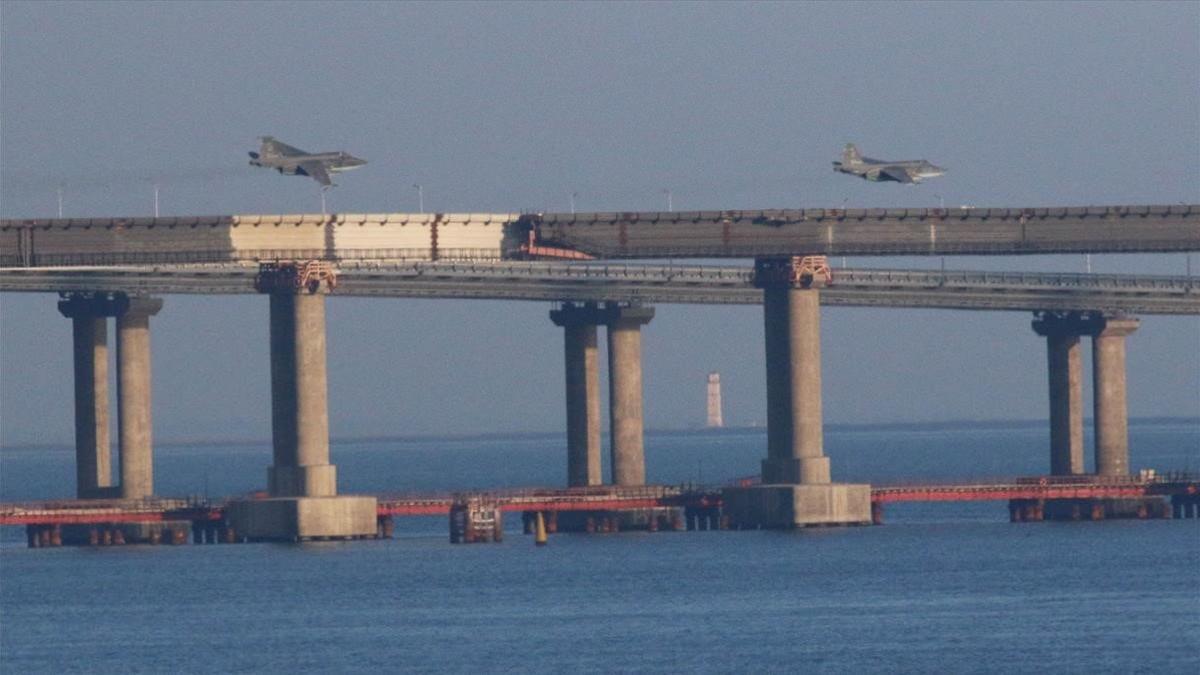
[843, 143, 862, 166]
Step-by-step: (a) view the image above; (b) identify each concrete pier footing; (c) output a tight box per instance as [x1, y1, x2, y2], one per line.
[1011, 497, 1170, 522]
[227, 496, 378, 542]
[724, 484, 872, 528]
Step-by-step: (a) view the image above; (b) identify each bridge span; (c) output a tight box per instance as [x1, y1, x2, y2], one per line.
[4, 203, 1199, 266]
[1, 262, 1196, 314]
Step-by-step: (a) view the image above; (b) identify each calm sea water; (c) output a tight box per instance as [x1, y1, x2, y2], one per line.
[2, 422, 1198, 673]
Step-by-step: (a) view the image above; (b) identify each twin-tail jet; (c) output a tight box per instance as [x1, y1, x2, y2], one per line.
[832, 143, 945, 184]
[248, 136, 367, 187]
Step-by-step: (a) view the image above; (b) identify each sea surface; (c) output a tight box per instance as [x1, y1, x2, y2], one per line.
[1, 421, 1198, 673]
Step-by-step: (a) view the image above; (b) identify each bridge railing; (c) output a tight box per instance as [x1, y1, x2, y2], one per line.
[0, 496, 193, 517]
[872, 472, 1200, 490]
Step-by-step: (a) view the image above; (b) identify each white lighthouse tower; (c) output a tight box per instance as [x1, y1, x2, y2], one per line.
[706, 372, 724, 428]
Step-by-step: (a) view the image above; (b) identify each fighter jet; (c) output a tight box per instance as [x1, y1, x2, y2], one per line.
[832, 143, 944, 184]
[248, 136, 367, 187]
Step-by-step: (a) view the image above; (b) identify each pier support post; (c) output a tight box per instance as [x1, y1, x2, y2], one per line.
[226, 264, 376, 542]
[605, 303, 654, 487]
[1092, 318, 1138, 476]
[116, 296, 163, 499]
[1032, 312, 1103, 475]
[550, 303, 603, 487]
[1032, 312, 1138, 477]
[723, 257, 870, 528]
[58, 293, 124, 499]
[266, 291, 336, 497]
[761, 284, 829, 484]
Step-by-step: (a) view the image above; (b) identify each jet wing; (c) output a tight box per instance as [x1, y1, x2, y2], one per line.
[299, 161, 334, 187]
[262, 137, 307, 157]
[878, 166, 914, 183]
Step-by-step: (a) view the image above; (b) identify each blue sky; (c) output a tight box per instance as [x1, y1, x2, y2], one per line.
[1, 1, 1197, 445]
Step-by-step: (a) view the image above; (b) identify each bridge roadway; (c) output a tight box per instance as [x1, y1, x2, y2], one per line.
[3, 204, 1198, 265]
[530, 204, 1200, 258]
[2, 474, 1197, 526]
[1, 261, 1197, 314]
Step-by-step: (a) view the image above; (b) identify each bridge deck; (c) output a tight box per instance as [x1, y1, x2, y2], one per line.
[529, 205, 1200, 257]
[4, 205, 1198, 262]
[2, 262, 1196, 314]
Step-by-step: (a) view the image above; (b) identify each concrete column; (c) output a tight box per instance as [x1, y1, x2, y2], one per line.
[267, 291, 336, 497]
[605, 304, 654, 486]
[1046, 334, 1084, 474]
[756, 257, 830, 485]
[762, 287, 793, 465]
[1092, 318, 1139, 476]
[116, 296, 163, 499]
[787, 289, 826, 472]
[550, 303, 602, 487]
[58, 294, 123, 498]
[1032, 312, 1098, 476]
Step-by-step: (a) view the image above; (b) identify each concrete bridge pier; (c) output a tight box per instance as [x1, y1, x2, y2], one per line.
[723, 257, 871, 528]
[1093, 317, 1138, 476]
[1031, 312, 1138, 477]
[58, 293, 123, 499]
[605, 303, 654, 487]
[116, 297, 163, 499]
[265, 291, 337, 497]
[1031, 311, 1103, 475]
[550, 303, 603, 487]
[226, 271, 376, 541]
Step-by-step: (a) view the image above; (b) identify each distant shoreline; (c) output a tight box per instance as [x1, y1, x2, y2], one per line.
[2, 416, 1196, 453]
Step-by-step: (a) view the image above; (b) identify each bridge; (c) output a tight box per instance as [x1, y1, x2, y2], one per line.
[2, 204, 1198, 543]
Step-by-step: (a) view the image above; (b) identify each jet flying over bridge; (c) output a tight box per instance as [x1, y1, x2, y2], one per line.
[833, 143, 945, 184]
[248, 136, 367, 187]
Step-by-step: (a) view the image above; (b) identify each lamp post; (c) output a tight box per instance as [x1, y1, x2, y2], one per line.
[934, 195, 945, 270]
[841, 198, 849, 268]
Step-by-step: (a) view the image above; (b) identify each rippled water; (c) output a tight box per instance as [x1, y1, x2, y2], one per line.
[2, 422, 1198, 673]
